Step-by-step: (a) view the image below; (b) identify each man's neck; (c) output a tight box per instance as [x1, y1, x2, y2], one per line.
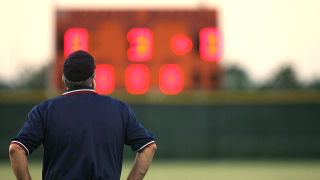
[66, 85, 94, 91]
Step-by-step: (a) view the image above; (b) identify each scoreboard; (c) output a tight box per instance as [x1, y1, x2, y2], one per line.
[54, 10, 223, 95]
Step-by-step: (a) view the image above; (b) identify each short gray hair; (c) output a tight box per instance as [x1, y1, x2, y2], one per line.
[62, 73, 95, 89]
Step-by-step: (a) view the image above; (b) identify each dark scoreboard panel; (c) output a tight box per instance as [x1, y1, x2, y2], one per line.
[55, 10, 223, 95]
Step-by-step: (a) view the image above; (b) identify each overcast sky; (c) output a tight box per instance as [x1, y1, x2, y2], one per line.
[1, 0, 320, 83]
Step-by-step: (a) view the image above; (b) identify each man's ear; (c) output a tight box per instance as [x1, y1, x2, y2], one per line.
[92, 79, 96, 89]
[62, 76, 67, 90]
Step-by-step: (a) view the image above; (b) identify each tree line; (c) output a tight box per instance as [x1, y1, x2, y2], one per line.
[224, 65, 320, 90]
[0, 64, 319, 90]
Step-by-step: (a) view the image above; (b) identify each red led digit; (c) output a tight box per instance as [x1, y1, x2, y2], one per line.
[64, 28, 89, 58]
[125, 64, 149, 94]
[127, 28, 153, 62]
[199, 28, 222, 62]
[95, 64, 115, 95]
[171, 34, 193, 55]
[159, 64, 184, 95]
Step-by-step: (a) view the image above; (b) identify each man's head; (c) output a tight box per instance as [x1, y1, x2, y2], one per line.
[62, 50, 96, 89]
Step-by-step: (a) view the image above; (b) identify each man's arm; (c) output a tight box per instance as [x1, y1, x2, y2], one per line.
[127, 143, 157, 180]
[9, 144, 32, 180]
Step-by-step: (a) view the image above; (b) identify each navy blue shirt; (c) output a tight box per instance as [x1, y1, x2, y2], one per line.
[10, 87, 155, 180]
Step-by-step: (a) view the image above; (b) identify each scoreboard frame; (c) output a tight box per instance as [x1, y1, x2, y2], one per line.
[54, 10, 223, 95]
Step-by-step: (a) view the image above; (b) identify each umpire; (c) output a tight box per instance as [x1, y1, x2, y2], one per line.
[9, 50, 157, 180]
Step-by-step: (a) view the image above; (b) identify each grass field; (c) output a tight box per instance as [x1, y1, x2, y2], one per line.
[1, 160, 320, 180]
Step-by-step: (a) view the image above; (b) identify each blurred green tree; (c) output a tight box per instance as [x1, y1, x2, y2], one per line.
[0, 82, 11, 90]
[17, 65, 50, 90]
[306, 79, 320, 90]
[260, 65, 301, 90]
[223, 65, 254, 90]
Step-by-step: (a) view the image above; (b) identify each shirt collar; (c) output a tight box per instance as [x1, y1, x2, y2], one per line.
[62, 86, 96, 96]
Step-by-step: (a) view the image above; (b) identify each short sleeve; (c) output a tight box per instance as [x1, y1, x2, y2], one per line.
[10, 105, 45, 155]
[123, 103, 155, 152]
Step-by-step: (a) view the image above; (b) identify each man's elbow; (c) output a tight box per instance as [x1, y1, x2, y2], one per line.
[9, 144, 24, 156]
[149, 143, 157, 152]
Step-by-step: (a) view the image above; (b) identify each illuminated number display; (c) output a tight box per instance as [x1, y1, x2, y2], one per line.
[125, 64, 149, 94]
[127, 28, 153, 62]
[56, 10, 222, 95]
[64, 28, 89, 58]
[199, 28, 222, 62]
[95, 64, 115, 95]
[159, 64, 184, 95]
[171, 34, 193, 55]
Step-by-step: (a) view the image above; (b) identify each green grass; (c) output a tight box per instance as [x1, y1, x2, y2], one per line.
[1, 160, 320, 180]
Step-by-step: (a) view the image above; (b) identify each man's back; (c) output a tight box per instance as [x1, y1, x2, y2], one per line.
[11, 88, 155, 180]
[44, 90, 125, 179]
[9, 51, 156, 180]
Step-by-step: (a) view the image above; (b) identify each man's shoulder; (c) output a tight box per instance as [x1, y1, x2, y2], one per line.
[42, 95, 65, 104]
[35, 94, 128, 112]
[94, 94, 127, 107]
[25, 96, 64, 115]
[34, 96, 65, 110]
[43, 94, 126, 106]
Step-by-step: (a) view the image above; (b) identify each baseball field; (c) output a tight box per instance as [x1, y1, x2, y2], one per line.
[1, 160, 320, 180]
